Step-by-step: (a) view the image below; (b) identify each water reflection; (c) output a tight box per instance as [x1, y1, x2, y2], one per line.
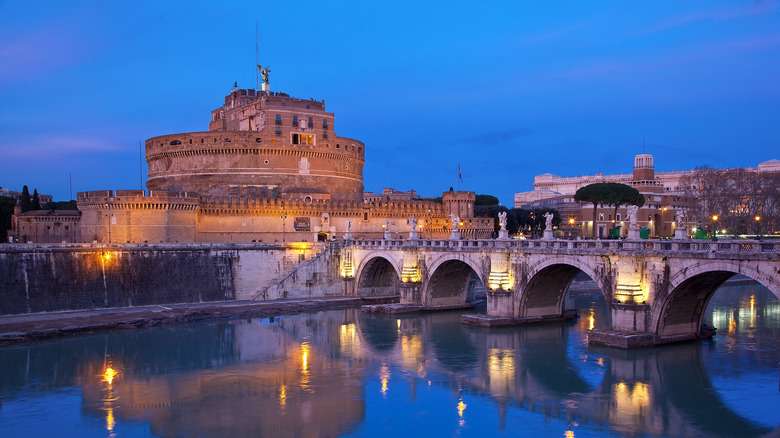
[0, 282, 777, 437]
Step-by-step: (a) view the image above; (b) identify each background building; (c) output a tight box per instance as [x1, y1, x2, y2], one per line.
[515, 155, 780, 238]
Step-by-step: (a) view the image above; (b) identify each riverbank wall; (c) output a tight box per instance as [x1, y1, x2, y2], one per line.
[0, 242, 344, 315]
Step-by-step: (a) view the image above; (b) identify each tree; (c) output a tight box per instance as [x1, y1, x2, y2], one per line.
[510, 207, 560, 238]
[20, 185, 31, 213]
[475, 194, 499, 206]
[31, 189, 41, 210]
[474, 204, 508, 236]
[43, 200, 78, 210]
[574, 183, 611, 238]
[680, 166, 779, 235]
[0, 196, 15, 242]
[603, 183, 645, 222]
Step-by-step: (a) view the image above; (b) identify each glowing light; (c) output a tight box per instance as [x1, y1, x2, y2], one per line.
[755, 216, 761, 221]
[488, 348, 515, 395]
[588, 312, 595, 331]
[279, 385, 287, 408]
[613, 381, 650, 419]
[301, 343, 310, 370]
[564, 429, 575, 438]
[401, 265, 420, 283]
[380, 364, 390, 396]
[488, 271, 511, 291]
[341, 253, 354, 278]
[457, 396, 467, 426]
[103, 367, 118, 385]
[103, 252, 111, 261]
[614, 283, 644, 303]
[290, 242, 309, 250]
[712, 215, 718, 221]
[106, 407, 115, 432]
[299, 342, 311, 389]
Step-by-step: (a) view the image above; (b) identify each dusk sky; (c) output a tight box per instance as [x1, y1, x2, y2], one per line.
[1, 1, 778, 205]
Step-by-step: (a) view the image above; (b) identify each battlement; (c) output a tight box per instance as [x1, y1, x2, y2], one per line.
[77, 190, 200, 211]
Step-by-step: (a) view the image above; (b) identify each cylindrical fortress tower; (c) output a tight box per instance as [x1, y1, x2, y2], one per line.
[146, 89, 365, 202]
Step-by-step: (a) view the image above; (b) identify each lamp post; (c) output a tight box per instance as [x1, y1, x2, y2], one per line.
[755, 215, 761, 239]
[711, 214, 718, 239]
[105, 203, 111, 243]
[427, 210, 433, 240]
[281, 212, 287, 243]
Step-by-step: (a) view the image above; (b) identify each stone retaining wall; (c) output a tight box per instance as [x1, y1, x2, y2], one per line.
[0, 243, 342, 315]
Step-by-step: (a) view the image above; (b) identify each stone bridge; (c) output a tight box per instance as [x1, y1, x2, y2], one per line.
[339, 238, 780, 347]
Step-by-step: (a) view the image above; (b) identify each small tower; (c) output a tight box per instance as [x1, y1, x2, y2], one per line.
[633, 154, 654, 182]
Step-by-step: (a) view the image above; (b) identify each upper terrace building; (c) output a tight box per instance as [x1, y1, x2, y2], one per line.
[147, 86, 365, 203]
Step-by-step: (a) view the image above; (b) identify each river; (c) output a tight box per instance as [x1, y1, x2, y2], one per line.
[0, 281, 777, 437]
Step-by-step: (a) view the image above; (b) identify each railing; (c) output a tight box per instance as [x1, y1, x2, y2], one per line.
[341, 237, 778, 256]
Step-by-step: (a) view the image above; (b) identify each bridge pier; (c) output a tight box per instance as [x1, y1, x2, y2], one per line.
[487, 290, 514, 317]
[341, 277, 356, 296]
[399, 282, 422, 305]
[589, 303, 656, 348]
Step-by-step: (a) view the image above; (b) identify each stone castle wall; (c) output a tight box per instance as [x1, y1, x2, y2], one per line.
[75, 191, 494, 244]
[78, 190, 199, 244]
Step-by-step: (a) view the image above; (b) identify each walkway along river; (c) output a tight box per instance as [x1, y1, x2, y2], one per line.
[0, 281, 777, 437]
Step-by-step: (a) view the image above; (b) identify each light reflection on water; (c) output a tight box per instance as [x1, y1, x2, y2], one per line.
[0, 281, 777, 437]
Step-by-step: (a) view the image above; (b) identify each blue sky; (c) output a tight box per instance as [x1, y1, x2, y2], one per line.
[1, 1, 778, 205]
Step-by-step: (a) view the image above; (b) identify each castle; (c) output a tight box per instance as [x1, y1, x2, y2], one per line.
[56, 80, 493, 244]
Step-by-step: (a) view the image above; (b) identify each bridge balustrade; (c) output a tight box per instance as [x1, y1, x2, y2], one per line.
[341, 237, 776, 256]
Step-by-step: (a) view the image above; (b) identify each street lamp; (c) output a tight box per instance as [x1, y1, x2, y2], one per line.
[281, 212, 287, 242]
[711, 214, 718, 238]
[427, 209, 433, 240]
[755, 215, 761, 238]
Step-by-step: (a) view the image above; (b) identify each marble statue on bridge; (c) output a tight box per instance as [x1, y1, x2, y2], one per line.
[450, 214, 460, 240]
[408, 216, 419, 240]
[498, 211, 509, 239]
[674, 209, 688, 240]
[544, 212, 554, 230]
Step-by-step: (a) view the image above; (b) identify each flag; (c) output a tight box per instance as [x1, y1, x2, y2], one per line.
[458, 163, 463, 182]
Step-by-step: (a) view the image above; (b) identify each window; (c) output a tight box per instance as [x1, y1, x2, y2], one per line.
[323, 132, 328, 139]
[292, 133, 315, 145]
[292, 115, 298, 126]
[275, 127, 281, 135]
[323, 119, 328, 129]
[616, 213, 621, 221]
[308, 117, 313, 127]
[275, 114, 282, 125]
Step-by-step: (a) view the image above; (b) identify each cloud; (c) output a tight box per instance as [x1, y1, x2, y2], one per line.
[0, 133, 127, 159]
[456, 127, 535, 146]
[637, 1, 779, 35]
[557, 33, 780, 80]
[0, 24, 92, 82]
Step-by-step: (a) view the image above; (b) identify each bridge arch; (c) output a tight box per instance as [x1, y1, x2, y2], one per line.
[519, 255, 611, 318]
[354, 252, 402, 297]
[424, 254, 486, 306]
[652, 259, 780, 337]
